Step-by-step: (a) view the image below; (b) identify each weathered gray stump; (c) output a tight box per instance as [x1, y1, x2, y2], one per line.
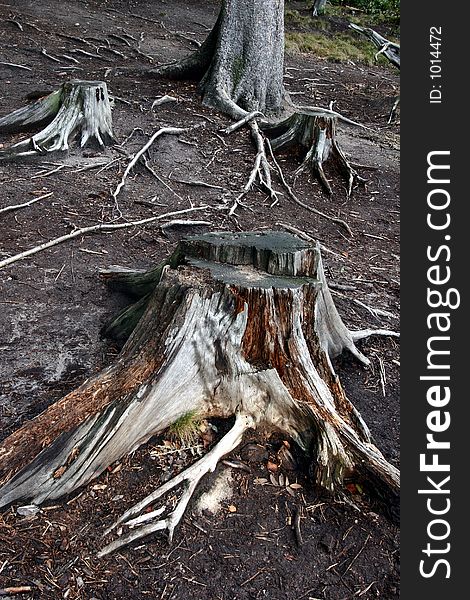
[0, 80, 114, 158]
[265, 111, 364, 196]
[0, 232, 398, 556]
[349, 24, 400, 70]
[312, 0, 328, 17]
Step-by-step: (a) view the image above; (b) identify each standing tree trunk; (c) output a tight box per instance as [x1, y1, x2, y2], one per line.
[312, 0, 328, 17]
[155, 0, 287, 119]
[152, 0, 362, 195]
[0, 232, 398, 556]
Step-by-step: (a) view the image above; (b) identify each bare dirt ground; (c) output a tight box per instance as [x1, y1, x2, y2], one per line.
[0, 1, 400, 598]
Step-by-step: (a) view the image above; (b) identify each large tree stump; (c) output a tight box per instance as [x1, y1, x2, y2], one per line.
[0, 80, 114, 158]
[0, 231, 398, 555]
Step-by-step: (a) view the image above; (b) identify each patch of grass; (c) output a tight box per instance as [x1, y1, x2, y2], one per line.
[326, 1, 400, 29]
[285, 31, 388, 65]
[168, 410, 201, 445]
[232, 56, 245, 88]
[285, 8, 331, 31]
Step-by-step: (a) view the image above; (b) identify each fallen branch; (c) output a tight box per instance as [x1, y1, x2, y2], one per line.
[151, 95, 178, 109]
[160, 219, 212, 230]
[222, 111, 264, 135]
[111, 126, 188, 201]
[170, 178, 227, 191]
[141, 156, 186, 203]
[0, 61, 32, 71]
[6, 19, 24, 31]
[0, 192, 53, 216]
[349, 24, 400, 69]
[0, 587, 33, 596]
[41, 49, 61, 63]
[31, 164, 66, 179]
[0, 206, 208, 270]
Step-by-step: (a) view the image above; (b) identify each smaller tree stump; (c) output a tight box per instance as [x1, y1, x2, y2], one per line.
[0, 80, 114, 158]
[265, 111, 364, 196]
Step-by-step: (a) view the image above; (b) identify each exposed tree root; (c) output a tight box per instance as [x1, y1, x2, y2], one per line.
[227, 121, 279, 215]
[98, 413, 254, 556]
[0, 80, 114, 159]
[0, 192, 53, 216]
[266, 138, 353, 235]
[111, 126, 188, 202]
[0, 206, 208, 270]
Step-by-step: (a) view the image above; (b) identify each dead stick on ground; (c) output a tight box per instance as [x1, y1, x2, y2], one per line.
[0, 61, 32, 71]
[112, 126, 188, 201]
[6, 19, 24, 31]
[161, 219, 212, 230]
[0, 206, 208, 270]
[0, 587, 33, 596]
[294, 506, 303, 546]
[170, 177, 227, 191]
[342, 534, 371, 577]
[151, 95, 178, 108]
[141, 156, 186, 203]
[266, 139, 353, 236]
[222, 111, 264, 135]
[31, 165, 66, 179]
[0, 192, 53, 216]
[275, 223, 345, 260]
[331, 289, 398, 321]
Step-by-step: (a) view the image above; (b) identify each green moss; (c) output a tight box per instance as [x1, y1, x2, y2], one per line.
[232, 56, 245, 88]
[285, 9, 331, 31]
[285, 31, 389, 65]
[326, 1, 399, 31]
[168, 410, 201, 445]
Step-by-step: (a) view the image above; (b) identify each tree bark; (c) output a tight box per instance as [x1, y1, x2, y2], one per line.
[0, 232, 398, 554]
[151, 1, 362, 196]
[312, 0, 328, 17]
[154, 0, 287, 119]
[0, 80, 114, 158]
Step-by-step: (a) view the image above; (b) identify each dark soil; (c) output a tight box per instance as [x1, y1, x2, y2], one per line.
[0, 1, 400, 599]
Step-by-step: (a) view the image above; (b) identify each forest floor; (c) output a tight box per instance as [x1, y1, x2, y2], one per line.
[0, 1, 400, 599]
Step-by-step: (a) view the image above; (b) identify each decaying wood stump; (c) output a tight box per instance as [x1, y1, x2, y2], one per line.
[312, 0, 328, 17]
[349, 24, 400, 70]
[0, 80, 114, 158]
[265, 110, 364, 196]
[0, 231, 399, 556]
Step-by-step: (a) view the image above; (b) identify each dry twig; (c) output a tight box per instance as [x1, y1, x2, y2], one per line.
[0, 192, 53, 216]
[0, 206, 208, 269]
